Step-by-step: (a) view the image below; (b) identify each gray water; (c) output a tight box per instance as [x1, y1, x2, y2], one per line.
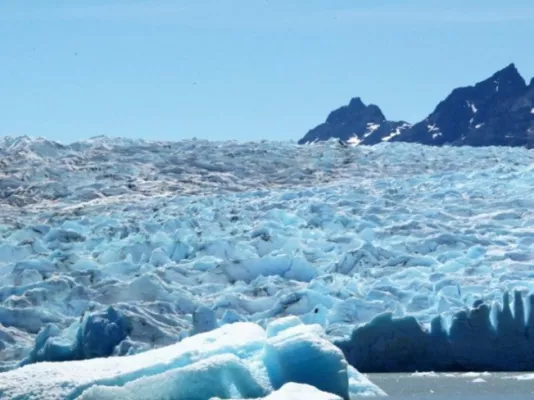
[367, 372, 534, 399]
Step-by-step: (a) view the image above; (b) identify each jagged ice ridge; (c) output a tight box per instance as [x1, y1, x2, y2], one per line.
[1, 136, 534, 394]
[338, 291, 534, 373]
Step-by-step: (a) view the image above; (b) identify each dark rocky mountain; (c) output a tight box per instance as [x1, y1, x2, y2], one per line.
[299, 63, 534, 148]
[298, 97, 411, 146]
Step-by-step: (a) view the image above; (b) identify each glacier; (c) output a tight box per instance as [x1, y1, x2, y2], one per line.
[337, 291, 534, 373]
[0, 316, 385, 399]
[1, 135, 534, 395]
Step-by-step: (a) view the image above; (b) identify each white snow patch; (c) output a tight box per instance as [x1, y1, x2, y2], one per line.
[347, 136, 362, 146]
[530, 108, 534, 114]
[382, 122, 412, 142]
[427, 123, 439, 132]
[364, 123, 380, 138]
[428, 124, 442, 139]
[475, 123, 484, 129]
[467, 102, 478, 124]
[381, 132, 399, 142]
[467, 101, 478, 114]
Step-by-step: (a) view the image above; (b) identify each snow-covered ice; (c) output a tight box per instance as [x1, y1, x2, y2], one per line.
[0, 317, 385, 399]
[1, 135, 534, 377]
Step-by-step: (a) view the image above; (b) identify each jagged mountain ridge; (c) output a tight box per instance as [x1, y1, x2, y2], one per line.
[299, 63, 534, 148]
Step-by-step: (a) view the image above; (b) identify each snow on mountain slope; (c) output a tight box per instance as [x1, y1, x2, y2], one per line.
[299, 64, 534, 148]
[298, 98, 410, 146]
[1, 136, 534, 373]
[0, 317, 385, 399]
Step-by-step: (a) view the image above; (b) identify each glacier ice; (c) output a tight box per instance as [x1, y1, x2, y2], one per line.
[1, 135, 534, 374]
[237, 382, 346, 400]
[336, 291, 534, 373]
[0, 317, 385, 399]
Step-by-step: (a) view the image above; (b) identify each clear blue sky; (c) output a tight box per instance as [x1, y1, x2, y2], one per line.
[2, 0, 534, 143]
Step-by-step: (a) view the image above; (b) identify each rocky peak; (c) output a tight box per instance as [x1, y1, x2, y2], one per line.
[299, 98, 404, 145]
[490, 63, 523, 83]
[348, 97, 365, 109]
[325, 97, 385, 125]
[299, 63, 534, 148]
[473, 63, 527, 98]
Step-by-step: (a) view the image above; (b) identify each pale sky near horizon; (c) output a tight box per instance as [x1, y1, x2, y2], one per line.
[1, 0, 534, 143]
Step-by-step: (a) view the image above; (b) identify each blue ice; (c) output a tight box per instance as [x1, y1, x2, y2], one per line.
[0, 317, 385, 399]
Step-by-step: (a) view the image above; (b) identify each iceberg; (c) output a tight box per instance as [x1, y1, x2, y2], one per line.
[0, 317, 385, 399]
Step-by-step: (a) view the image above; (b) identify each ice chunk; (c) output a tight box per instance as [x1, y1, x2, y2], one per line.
[266, 316, 303, 338]
[248, 382, 344, 400]
[44, 228, 85, 243]
[264, 323, 350, 399]
[77, 354, 268, 400]
[192, 306, 219, 334]
[223, 255, 317, 283]
[347, 365, 387, 397]
[221, 309, 246, 325]
[21, 306, 130, 365]
[13, 260, 56, 276]
[0, 318, 385, 399]
[77, 306, 130, 359]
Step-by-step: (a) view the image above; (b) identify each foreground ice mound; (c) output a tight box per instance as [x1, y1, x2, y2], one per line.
[0, 317, 385, 399]
[337, 291, 534, 373]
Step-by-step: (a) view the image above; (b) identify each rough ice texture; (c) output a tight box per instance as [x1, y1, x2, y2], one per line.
[236, 383, 345, 399]
[0, 318, 385, 399]
[337, 291, 534, 373]
[1, 136, 534, 370]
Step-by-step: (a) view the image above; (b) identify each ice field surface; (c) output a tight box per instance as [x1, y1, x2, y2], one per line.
[1, 136, 534, 374]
